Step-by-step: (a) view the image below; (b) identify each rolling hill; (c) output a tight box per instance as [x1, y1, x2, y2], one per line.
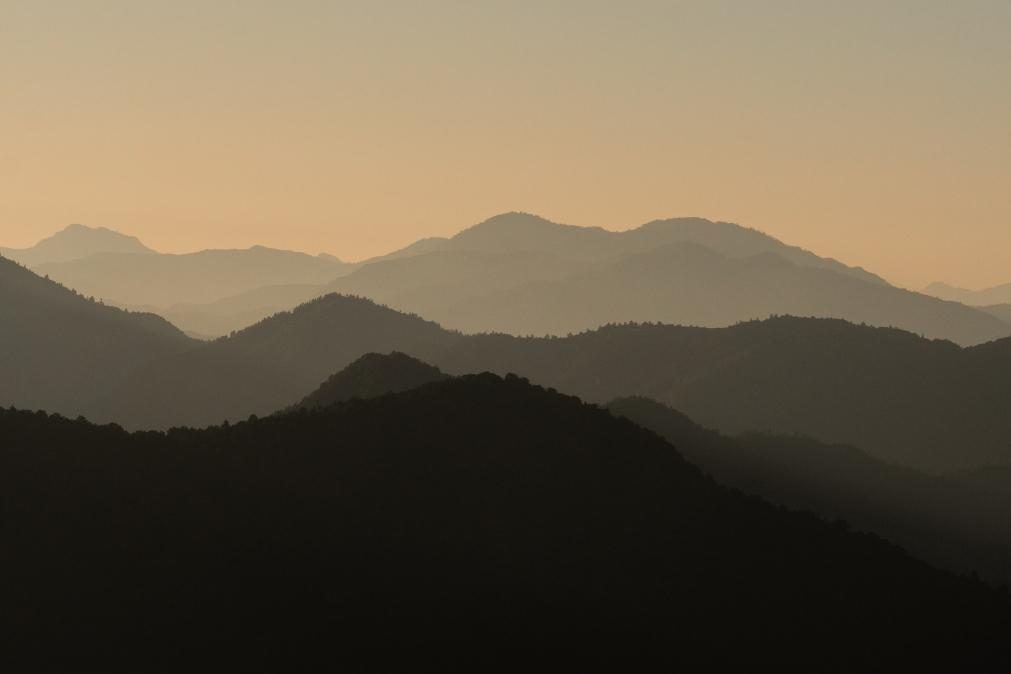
[88, 294, 464, 429]
[295, 351, 448, 410]
[65, 293, 1011, 472]
[4, 373, 1008, 668]
[437, 316, 1011, 472]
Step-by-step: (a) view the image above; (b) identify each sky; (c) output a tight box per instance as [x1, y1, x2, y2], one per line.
[2, 1, 1009, 289]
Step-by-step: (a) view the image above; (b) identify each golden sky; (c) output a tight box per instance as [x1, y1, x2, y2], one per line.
[3, 1, 1010, 289]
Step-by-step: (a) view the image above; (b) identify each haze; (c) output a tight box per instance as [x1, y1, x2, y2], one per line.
[3, 1, 1010, 289]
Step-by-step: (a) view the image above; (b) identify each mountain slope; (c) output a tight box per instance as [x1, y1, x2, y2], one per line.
[0, 223, 154, 266]
[608, 396, 1011, 584]
[3, 375, 1008, 668]
[0, 255, 196, 417]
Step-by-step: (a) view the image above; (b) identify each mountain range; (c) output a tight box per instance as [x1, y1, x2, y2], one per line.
[190, 213, 1011, 345]
[8, 215, 1008, 345]
[4, 369, 1008, 668]
[329, 234, 1007, 345]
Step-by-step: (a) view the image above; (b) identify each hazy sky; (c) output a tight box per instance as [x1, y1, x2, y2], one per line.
[3, 1, 1009, 289]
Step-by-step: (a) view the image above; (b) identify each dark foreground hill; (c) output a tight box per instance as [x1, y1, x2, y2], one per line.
[3, 374, 1008, 670]
[287, 353, 1011, 585]
[0, 255, 196, 416]
[609, 397, 1011, 585]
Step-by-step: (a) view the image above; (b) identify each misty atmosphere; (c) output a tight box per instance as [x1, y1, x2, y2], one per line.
[4, 2, 1011, 670]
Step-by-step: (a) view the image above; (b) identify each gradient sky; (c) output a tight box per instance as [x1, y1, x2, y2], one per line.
[3, 1, 1009, 289]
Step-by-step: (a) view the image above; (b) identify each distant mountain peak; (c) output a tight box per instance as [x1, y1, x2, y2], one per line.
[458, 212, 607, 236]
[1, 222, 154, 267]
[475, 211, 557, 227]
[49, 222, 149, 245]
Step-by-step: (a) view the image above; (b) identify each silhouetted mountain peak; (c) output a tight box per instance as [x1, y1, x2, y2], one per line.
[1, 222, 154, 267]
[296, 351, 448, 409]
[449, 212, 610, 252]
[45, 223, 150, 248]
[636, 216, 720, 232]
[467, 211, 567, 232]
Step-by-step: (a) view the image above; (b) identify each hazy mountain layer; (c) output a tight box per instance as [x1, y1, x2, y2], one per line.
[982, 303, 1011, 325]
[330, 214, 1006, 346]
[0, 256, 196, 417]
[47, 292, 1007, 471]
[29, 214, 1000, 345]
[35, 246, 353, 307]
[375, 212, 887, 285]
[926, 281, 1011, 307]
[4, 375, 1008, 668]
[155, 283, 328, 339]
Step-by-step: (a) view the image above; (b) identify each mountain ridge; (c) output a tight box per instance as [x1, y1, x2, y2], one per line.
[41, 289, 1009, 472]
